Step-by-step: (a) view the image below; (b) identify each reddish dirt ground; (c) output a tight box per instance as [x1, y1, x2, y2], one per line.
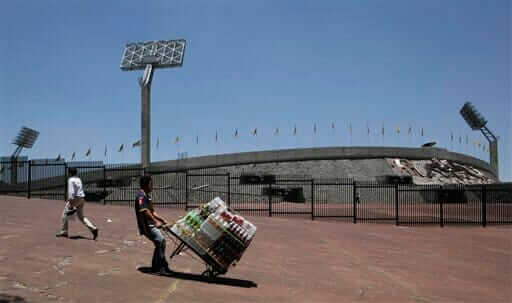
[0, 196, 510, 303]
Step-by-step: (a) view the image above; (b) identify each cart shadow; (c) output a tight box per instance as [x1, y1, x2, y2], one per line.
[68, 235, 90, 240]
[137, 267, 257, 288]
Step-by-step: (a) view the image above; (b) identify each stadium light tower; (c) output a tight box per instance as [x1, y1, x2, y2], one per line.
[459, 102, 499, 177]
[10, 126, 39, 184]
[120, 39, 186, 170]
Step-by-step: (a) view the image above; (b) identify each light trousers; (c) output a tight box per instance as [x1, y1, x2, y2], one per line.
[60, 199, 97, 233]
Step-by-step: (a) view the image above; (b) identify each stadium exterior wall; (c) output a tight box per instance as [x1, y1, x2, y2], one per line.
[152, 146, 497, 180]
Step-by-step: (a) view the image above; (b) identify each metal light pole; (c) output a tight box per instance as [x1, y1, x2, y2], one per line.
[139, 63, 154, 169]
[120, 39, 186, 170]
[460, 102, 499, 178]
[10, 127, 39, 184]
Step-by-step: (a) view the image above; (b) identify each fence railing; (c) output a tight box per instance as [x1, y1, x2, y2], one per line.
[1, 162, 510, 226]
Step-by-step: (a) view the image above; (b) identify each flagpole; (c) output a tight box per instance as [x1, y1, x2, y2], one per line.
[349, 123, 352, 145]
[293, 125, 298, 148]
[397, 127, 400, 147]
[215, 131, 218, 156]
[382, 124, 385, 146]
[312, 123, 316, 148]
[408, 125, 412, 147]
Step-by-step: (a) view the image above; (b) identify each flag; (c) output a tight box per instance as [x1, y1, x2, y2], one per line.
[56, 154, 61, 161]
[156, 137, 159, 150]
[104, 145, 107, 157]
[367, 122, 370, 136]
[313, 123, 317, 134]
[132, 140, 141, 148]
[196, 135, 199, 144]
[408, 125, 412, 135]
[174, 136, 180, 144]
[397, 127, 400, 135]
[252, 128, 257, 136]
[293, 125, 297, 136]
[215, 131, 218, 142]
[85, 147, 91, 157]
[274, 128, 279, 136]
[118, 144, 124, 152]
[450, 131, 454, 142]
[421, 128, 424, 137]
[234, 128, 238, 138]
[349, 123, 352, 136]
[331, 122, 335, 131]
[381, 124, 385, 136]
[71, 152, 76, 160]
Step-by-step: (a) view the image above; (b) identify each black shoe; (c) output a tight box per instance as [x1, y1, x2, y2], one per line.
[157, 267, 173, 276]
[56, 232, 68, 238]
[92, 229, 99, 240]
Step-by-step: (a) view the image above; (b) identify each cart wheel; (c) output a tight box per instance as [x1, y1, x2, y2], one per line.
[201, 270, 213, 278]
[201, 269, 220, 278]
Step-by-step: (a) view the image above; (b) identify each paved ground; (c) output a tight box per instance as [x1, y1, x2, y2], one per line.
[0, 196, 510, 303]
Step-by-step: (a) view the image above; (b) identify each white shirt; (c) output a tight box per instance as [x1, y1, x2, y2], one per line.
[67, 176, 85, 200]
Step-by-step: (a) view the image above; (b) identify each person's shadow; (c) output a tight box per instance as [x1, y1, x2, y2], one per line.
[137, 267, 257, 288]
[0, 293, 28, 302]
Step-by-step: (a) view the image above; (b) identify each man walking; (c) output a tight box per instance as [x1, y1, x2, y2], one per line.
[135, 175, 171, 275]
[56, 167, 99, 240]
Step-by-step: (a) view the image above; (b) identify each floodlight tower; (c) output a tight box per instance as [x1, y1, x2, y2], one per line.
[120, 39, 186, 170]
[10, 126, 39, 184]
[459, 102, 499, 177]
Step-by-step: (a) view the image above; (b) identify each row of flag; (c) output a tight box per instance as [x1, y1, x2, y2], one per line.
[55, 131, 489, 161]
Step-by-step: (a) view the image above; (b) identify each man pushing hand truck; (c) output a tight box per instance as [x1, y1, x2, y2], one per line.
[135, 174, 173, 275]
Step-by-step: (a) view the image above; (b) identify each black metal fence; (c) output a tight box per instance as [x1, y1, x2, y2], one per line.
[1, 161, 511, 226]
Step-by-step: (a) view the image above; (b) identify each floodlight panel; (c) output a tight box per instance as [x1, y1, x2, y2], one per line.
[12, 127, 39, 148]
[460, 102, 487, 130]
[120, 39, 186, 71]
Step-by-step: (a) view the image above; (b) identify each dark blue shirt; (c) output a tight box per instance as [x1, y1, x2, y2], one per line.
[135, 191, 153, 235]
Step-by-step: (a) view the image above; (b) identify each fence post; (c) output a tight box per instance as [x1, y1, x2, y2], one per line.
[27, 161, 32, 199]
[268, 183, 272, 217]
[439, 186, 444, 227]
[353, 180, 357, 224]
[311, 179, 315, 221]
[102, 165, 106, 205]
[482, 185, 487, 227]
[185, 171, 189, 210]
[64, 163, 68, 201]
[395, 183, 399, 226]
[227, 172, 231, 208]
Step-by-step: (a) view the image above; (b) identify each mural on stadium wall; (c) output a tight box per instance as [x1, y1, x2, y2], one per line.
[387, 158, 496, 185]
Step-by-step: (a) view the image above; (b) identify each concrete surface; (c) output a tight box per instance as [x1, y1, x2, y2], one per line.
[0, 196, 510, 303]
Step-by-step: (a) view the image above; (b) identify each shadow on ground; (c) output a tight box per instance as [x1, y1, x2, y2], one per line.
[0, 293, 28, 303]
[68, 235, 90, 240]
[137, 266, 258, 288]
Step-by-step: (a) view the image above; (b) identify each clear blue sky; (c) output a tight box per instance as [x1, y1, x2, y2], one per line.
[1, 0, 510, 180]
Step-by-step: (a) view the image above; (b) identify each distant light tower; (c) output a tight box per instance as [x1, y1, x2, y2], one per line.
[459, 102, 499, 178]
[10, 126, 39, 184]
[120, 39, 186, 170]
